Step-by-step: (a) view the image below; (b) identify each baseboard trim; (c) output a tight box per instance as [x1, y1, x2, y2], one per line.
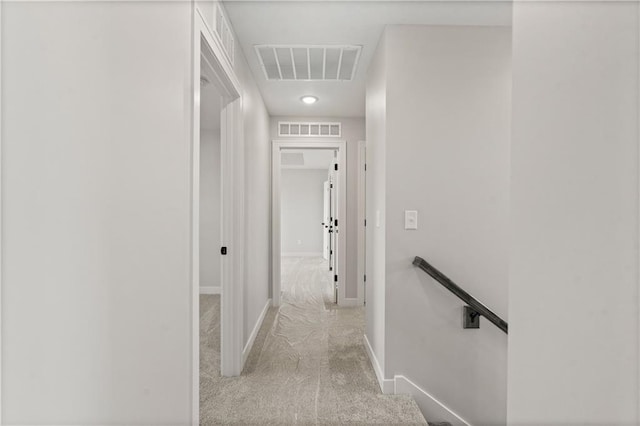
[394, 375, 472, 426]
[281, 252, 323, 257]
[242, 298, 272, 366]
[363, 334, 394, 394]
[199, 286, 221, 295]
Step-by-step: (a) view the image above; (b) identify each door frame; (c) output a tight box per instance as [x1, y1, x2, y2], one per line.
[192, 7, 244, 423]
[357, 141, 367, 306]
[271, 140, 347, 307]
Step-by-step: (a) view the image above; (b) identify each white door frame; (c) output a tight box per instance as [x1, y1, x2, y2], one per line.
[192, 7, 244, 423]
[272, 140, 347, 307]
[357, 141, 367, 306]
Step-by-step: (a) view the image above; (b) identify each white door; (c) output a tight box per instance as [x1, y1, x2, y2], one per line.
[323, 181, 330, 260]
[329, 160, 338, 303]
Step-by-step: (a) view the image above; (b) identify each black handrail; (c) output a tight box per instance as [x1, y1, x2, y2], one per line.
[413, 256, 508, 334]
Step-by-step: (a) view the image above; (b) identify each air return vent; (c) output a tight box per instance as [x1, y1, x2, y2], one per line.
[214, 3, 235, 65]
[279, 122, 341, 138]
[255, 45, 362, 81]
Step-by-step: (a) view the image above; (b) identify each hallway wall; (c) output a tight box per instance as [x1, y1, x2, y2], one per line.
[236, 47, 272, 350]
[509, 3, 640, 424]
[2, 2, 193, 423]
[366, 25, 511, 425]
[270, 117, 365, 300]
[281, 169, 328, 255]
[1, 1, 271, 422]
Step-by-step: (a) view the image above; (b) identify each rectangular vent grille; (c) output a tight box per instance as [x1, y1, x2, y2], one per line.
[214, 4, 235, 65]
[279, 122, 341, 138]
[255, 45, 362, 81]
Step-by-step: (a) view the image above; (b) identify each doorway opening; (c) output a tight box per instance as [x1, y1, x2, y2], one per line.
[198, 57, 223, 380]
[272, 141, 347, 307]
[279, 149, 338, 304]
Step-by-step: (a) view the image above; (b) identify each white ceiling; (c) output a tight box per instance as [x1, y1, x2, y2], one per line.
[223, 1, 512, 118]
[281, 149, 335, 170]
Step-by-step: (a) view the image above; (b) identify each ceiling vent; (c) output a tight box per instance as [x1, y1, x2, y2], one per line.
[255, 45, 362, 81]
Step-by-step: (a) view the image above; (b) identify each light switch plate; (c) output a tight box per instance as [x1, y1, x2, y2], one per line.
[405, 210, 418, 230]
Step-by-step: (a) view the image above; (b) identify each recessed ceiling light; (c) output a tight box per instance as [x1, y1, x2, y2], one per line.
[301, 96, 318, 105]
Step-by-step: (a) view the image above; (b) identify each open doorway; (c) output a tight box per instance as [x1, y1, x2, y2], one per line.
[199, 61, 223, 380]
[279, 149, 337, 304]
[272, 141, 347, 307]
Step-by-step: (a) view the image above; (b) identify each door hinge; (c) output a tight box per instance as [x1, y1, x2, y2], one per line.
[364, 164, 367, 171]
[330, 184, 333, 189]
[220, 246, 227, 255]
[334, 219, 338, 227]
[364, 219, 367, 227]
[364, 274, 367, 282]
[334, 164, 338, 171]
[334, 275, 338, 282]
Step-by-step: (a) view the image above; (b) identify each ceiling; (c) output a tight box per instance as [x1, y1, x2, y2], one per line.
[281, 149, 335, 170]
[223, 1, 512, 118]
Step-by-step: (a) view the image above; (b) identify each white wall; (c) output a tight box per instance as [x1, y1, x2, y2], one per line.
[270, 117, 365, 298]
[200, 129, 221, 289]
[509, 3, 640, 425]
[236, 46, 272, 348]
[2, 2, 193, 423]
[365, 32, 388, 377]
[281, 169, 328, 255]
[367, 25, 511, 425]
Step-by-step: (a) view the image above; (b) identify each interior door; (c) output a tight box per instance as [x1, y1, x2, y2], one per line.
[329, 160, 338, 303]
[323, 181, 330, 260]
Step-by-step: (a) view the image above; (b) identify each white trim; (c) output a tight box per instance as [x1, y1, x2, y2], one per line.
[199, 286, 221, 295]
[192, 8, 243, 424]
[357, 140, 367, 306]
[363, 334, 394, 394]
[637, 2, 640, 418]
[272, 140, 347, 307]
[242, 298, 272, 366]
[281, 252, 324, 257]
[394, 375, 472, 426]
[0, 0, 4, 419]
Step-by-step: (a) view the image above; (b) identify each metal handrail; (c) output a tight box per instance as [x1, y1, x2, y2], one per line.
[413, 256, 508, 334]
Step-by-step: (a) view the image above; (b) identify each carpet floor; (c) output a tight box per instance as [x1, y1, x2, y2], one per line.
[200, 256, 427, 425]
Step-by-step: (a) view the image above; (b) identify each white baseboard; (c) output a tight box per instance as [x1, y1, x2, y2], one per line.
[394, 375, 472, 426]
[363, 334, 394, 394]
[242, 298, 272, 366]
[281, 252, 323, 257]
[199, 286, 221, 295]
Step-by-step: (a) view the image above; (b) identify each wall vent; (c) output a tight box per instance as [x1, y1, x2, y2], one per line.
[214, 3, 235, 65]
[255, 45, 362, 81]
[279, 122, 341, 138]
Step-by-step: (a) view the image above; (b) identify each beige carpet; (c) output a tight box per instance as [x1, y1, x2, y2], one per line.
[200, 256, 427, 425]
